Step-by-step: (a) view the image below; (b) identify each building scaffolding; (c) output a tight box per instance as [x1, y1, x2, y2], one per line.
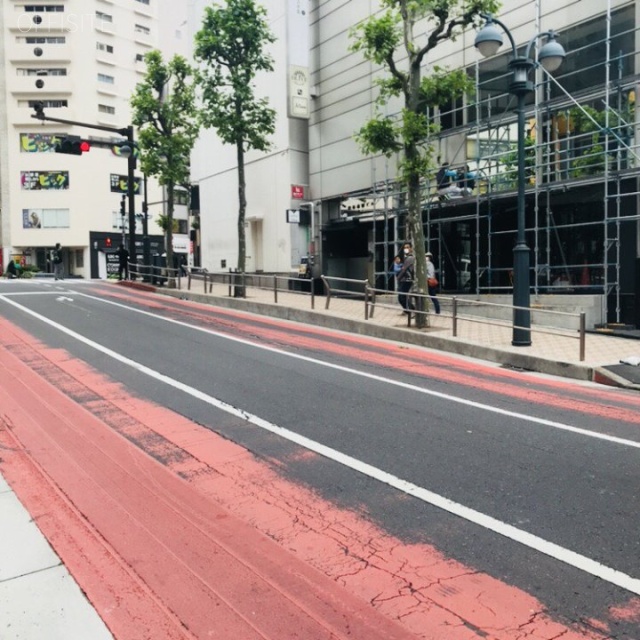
[336, 0, 639, 325]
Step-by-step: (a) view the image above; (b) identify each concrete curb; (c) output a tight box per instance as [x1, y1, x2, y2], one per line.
[593, 366, 640, 390]
[144, 285, 599, 384]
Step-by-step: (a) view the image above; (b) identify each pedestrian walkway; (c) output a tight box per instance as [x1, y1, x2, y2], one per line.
[158, 277, 640, 389]
[0, 475, 113, 640]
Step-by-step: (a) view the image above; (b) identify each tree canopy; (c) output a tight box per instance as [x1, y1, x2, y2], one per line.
[131, 50, 200, 279]
[350, 0, 500, 326]
[194, 0, 276, 290]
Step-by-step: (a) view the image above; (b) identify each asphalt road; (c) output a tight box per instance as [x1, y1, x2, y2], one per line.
[1, 279, 639, 639]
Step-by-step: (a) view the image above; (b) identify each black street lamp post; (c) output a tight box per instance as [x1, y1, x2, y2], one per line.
[475, 15, 566, 346]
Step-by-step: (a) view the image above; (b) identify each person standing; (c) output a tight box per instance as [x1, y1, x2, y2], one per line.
[396, 242, 415, 315]
[116, 244, 130, 281]
[426, 251, 440, 314]
[52, 243, 64, 280]
[179, 255, 188, 277]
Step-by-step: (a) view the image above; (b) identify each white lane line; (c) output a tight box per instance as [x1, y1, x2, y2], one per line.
[1, 293, 640, 596]
[0, 291, 71, 296]
[67, 290, 640, 451]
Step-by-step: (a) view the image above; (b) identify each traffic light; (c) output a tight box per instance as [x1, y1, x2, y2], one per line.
[105, 237, 112, 248]
[54, 135, 91, 155]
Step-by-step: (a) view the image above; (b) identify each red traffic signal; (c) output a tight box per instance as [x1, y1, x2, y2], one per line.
[55, 135, 91, 155]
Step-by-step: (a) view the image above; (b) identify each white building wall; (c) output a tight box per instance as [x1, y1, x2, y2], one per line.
[0, 0, 186, 277]
[190, 0, 310, 275]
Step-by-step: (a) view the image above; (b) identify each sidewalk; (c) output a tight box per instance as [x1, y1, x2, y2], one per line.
[154, 278, 640, 389]
[0, 475, 113, 640]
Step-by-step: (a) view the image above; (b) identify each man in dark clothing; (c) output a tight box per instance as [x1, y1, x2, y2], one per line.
[117, 244, 130, 280]
[396, 242, 416, 315]
[52, 243, 64, 280]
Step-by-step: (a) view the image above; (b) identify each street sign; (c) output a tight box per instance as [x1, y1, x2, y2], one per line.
[286, 209, 300, 223]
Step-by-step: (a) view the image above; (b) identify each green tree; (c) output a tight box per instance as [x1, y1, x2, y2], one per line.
[131, 51, 199, 285]
[350, 0, 499, 326]
[566, 104, 634, 178]
[194, 0, 276, 297]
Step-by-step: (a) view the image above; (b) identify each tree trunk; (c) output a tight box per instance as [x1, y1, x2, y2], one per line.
[406, 60, 428, 328]
[166, 180, 175, 289]
[236, 137, 247, 297]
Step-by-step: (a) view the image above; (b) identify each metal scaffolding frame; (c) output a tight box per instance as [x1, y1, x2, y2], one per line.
[340, 0, 639, 324]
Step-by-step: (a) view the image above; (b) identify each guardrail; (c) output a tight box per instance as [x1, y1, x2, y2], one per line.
[128, 266, 588, 361]
[320, 276, 369, 315]
[366, 287, 586, 361]
[128, 262, 183, 289]
[186, 270, 321, 309]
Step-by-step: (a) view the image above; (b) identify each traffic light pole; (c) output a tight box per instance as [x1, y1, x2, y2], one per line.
[31, 104, 138, 278]
[141, 173, 151, 280]
[125, 125, 136, 269]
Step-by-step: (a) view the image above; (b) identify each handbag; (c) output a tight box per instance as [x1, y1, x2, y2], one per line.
[428, 277, 438, 288]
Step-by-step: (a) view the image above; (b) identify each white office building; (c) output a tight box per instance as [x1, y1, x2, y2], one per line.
[189, 0, 312, 275]
[189, 0, 640, 327]
[0, 0, 188, 278]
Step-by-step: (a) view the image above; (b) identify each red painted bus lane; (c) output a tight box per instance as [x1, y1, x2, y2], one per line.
[99, 286, 640, 418]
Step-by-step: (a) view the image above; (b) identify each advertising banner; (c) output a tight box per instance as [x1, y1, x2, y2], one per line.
[21, 170, 69, 190]
[20, 132, 63, 153]
[110, 174, 141, 195]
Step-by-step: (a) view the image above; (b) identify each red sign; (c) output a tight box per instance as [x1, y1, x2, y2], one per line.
[291, 185, 304, 199]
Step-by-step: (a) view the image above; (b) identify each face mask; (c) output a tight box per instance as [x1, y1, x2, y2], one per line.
[404, 248, 410, 254]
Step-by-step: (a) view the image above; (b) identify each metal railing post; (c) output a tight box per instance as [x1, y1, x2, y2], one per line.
[273, 275, 278, 303]
[322, 276, 331, 309]
[452, 297, 458, 337]
[364, 284, 369, 320]
[579, 312, 586, 362]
